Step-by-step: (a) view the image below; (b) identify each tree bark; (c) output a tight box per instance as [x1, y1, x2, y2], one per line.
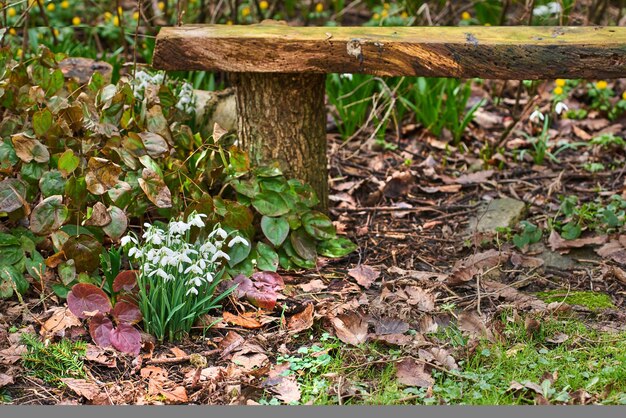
[233, 73, 328, 209]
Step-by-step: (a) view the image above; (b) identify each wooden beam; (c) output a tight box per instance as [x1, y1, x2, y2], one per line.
[153, 24, 626, 79]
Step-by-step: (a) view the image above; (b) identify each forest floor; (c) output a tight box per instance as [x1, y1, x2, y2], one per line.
[1, 80, 626, 405]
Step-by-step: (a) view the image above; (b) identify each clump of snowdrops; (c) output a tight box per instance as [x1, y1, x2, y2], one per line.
[121, 212, 249, 342]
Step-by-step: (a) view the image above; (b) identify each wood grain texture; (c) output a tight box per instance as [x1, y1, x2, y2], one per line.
[153, 24, 626, 79]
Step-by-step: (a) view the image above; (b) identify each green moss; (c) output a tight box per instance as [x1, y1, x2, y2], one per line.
[536, 290, 614, 311]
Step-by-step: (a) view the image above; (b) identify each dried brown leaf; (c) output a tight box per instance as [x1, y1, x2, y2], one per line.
[548, 230, 607, 252]
[61, 378, 100, 400]
[330, 312, 368, 346]
[298, 279, 327, 293]
[395, 358, 433, 388]
[448, 249, 509, 286]
[348, 265, 380, 289]
[287, 303, 314, 334]
[222, 311, 263, 329]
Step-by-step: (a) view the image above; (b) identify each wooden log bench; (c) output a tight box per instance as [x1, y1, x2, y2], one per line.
[153, 23, 626, 208]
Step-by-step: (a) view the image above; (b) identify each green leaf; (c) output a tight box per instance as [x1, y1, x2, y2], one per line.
[261, 216, 290, 247]
[39, 170, 66, 197]
[0, 264, 29, 297]
[30, 195, 68, 235]
[25, 251, 46, 280]
[252, 191, 290, 216]
[58, 260, 76, 286]
[561, 222, 582, 240]
[317, 236, 357, 258]
[302, 211, 336, 240]
[62, 234, 104, 273]
[256, 242, 279, 272]
[58, 149, 80, 177]
[0, 140, 18, 170]
[32, 108, 52, 138]
[102, 206, 128, 240]
[0, 178, 27, 213]
[290, 229, 317, 261]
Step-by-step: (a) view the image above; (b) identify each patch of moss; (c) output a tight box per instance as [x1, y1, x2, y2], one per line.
[536, 290, 614, 311]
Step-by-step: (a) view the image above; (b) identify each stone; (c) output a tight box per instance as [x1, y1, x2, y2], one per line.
[468, 198, 526, 234]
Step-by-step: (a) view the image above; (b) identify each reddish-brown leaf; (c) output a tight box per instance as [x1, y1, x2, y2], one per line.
[348, 265, 380, 289]
[67, 283, 112, 319]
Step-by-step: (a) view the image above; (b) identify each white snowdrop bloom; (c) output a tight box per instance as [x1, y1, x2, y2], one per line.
[185, 264, 204, 275]
[197, 259, 207, 270]
[187, 213, 207, 228]
[341, 73, 353, 80]
[210, 251, 230, 263]
[150, 268, 169, 280]
[169, 221, 190, 236]
[186, 287, 198, 296]
[555, 102, 568, 115]
[128, 247, 143, 258]
[205, 272, 214, 282]
[191, 277, 204, 288]
[120, 235, 138, 246]
[200, 241, 217, 255]
[529, 110, 544, 122]
[208, 228, 228, 240]
[228, 236, 250, 247]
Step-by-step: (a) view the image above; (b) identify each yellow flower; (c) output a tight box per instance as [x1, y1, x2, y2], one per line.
[373, 12, 380, 20]
[553, 86, 563, 95]
[259, 0, 268, 10]
[113, 16, 120, 26]
[241, 6, 250, 17]
[622, 91, 626, 101]
[315, 3, 323, 13]
[133, 11, 139, 20]
[596, 80, 608, 90]
[383, 3, 390, 9]
[72, 16, 81, 25]
[104, 11, 112, 21]
[461, 11, 471, 20]
[226, 20, 233, 25]
[401, 11, 408, 18]
[61, 1, 69, 9]
[158, 2, 165, 11]
[555, 79, 566, 87]
[17, 48, 22, 57]
[9, 28, 16, 36]
[381, 9, 388, 17]
[47, 3, 55, 11]
[54, 28, 60, 36]
[484, 23, 491, 26]
[8, 7, 16, 17]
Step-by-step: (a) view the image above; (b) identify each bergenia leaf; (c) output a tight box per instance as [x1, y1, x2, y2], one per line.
[89, 314, 113, 348]
[111, 301, 142, 325]
[67, 283, 112, 319]
[110, 324, 141, 356]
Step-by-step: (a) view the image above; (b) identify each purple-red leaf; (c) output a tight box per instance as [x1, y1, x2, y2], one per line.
[112, 270, 138, 293]
[110, 324, 141, 356]
[67, 283, 112, 319]
[89, 314, 113, 348]
[229, 272, 284, 310]
[112, 301, 142, 325]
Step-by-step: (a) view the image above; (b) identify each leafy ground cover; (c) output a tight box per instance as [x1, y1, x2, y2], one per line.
[1, 0, 626, 406]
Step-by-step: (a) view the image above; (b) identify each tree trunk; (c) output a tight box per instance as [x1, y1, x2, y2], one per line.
[233, 73, 328, 209]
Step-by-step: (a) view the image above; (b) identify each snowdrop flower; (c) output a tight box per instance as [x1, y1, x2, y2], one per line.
[169, 221, 190, 236]
[128, 247, 143, 258]
[120, 235, 138, 246]
[209, 228, 228, 240]
[533, 1, 560, 16]
[187, 213, 207, 228]
[186, 287, 198, 296]
[340, 73, 353, 80]
[529, 109, 544, 123]
[210, 250, 230, 263]
[228, 236, 250, 247]
[555, 102, 568, 115]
